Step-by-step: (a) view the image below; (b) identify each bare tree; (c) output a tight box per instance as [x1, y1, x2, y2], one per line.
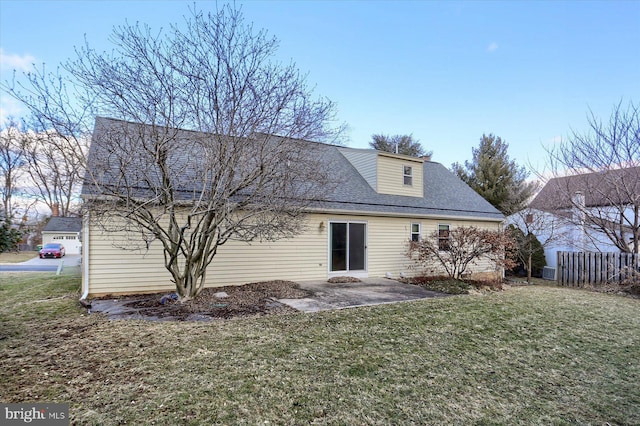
[20, 129, 85, 217]
[4, 5, 342, 301]
[508, 208, 569, 282]
[3, 59, 91, 218]
[0, 119, 28, 219]
[407, 226, 516, 280]
[542, 100, 639, 253]
[1, 118, 84, 220]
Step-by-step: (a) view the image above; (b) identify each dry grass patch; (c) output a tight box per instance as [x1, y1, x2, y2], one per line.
[1, 274, 639, 425]
[0, 251, 38, 263]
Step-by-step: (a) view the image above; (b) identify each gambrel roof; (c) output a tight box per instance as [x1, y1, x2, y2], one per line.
[83, 117, 503, 222]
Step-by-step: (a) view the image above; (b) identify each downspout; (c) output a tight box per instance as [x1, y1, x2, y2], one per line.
[634, 204, 639, 254]
[80, 211, 90, 301]
[499, 220, 506, 280]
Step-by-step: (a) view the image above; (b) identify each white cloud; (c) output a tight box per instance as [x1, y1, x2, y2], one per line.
[547, 135, 563, 144]
[487, 42, 498, 52]
[0, 49, 35, 123]
[0, 48, 36, 71]
[0, 96, 26, 124]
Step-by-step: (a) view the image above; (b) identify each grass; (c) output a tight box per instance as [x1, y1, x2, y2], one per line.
[0, 251, 39, 263]
[1, 274, 639, 425]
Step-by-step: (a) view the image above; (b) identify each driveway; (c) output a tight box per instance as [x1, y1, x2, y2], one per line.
[0, 255, 81, 272]
[278, 277, 448, 313]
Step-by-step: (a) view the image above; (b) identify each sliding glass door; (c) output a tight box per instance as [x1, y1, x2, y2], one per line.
[330, 222, 367, 273]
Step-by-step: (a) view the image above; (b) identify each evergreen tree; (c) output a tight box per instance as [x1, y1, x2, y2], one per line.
[370, 134, 432, 158]
[0, 212, 21, 253]
[527, 234, 546, 277]
[452, 134, 536, 215]
[507, 224, 546, 281]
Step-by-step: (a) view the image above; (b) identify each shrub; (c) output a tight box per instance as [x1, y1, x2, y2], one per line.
[407, 226, 516, 280]
[620, 267, 640, 296]
[407, 276, 471, 295]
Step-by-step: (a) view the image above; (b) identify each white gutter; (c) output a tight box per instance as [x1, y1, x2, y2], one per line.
[80, 211, 90, 301]
[307, 207, 504, 223]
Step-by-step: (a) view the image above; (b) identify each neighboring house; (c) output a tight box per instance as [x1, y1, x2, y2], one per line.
[81, 117, 504, 297]
[526, 167, 639, 268]
[42, 216, 83, 255]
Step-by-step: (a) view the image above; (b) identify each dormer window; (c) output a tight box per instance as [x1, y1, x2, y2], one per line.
[338, 148, 423, 197]
[403, 165, 413, 186]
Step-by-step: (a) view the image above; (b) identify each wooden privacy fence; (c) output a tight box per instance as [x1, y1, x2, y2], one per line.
[557, 251, 639, 286]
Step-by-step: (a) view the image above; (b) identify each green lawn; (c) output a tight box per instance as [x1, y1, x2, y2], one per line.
[1, 274, 638, 425]
[0, 251, 39, 263]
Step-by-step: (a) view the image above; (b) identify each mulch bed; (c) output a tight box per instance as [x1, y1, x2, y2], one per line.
[92, 280, 312, 321]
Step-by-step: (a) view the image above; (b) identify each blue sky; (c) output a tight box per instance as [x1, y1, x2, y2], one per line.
[1, 0, 639, 173]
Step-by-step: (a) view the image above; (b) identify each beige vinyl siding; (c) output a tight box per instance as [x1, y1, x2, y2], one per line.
[376, 155, 423, 197]
[86, 213, 329, 296]
[84, 221, 169, 295]
[367, 217, 501, 278]
[84, 212, 502, 296]
[366, 217, 416, 278]
[338, 148, 378, 190]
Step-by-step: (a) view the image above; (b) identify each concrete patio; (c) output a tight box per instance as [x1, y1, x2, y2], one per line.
[278, 277, 449, 312]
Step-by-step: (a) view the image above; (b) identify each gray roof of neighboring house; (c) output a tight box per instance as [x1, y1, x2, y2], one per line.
[531, 167, 640, 211]
[83, 117, 503, 221]
[42, 217, 82, 233]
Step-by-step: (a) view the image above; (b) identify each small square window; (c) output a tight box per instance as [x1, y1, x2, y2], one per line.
[403, 165, 413, 185]
[411, 223, 421, 241]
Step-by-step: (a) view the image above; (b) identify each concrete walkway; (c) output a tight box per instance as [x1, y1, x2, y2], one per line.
[279, 277, 448, 313]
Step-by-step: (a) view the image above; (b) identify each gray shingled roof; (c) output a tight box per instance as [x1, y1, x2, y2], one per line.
[83, 117, 503, 221]
[308, 144, 503, 220]
[531, 167, 640, 211]
[43, 217, 82, 233]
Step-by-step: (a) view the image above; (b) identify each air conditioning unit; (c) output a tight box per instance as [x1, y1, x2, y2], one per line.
[542, 267, 557, 281]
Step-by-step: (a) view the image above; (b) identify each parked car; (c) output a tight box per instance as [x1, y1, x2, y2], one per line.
[39, 243, 66, 259]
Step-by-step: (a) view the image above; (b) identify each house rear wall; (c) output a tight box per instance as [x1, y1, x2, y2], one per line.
[84, 212, 501, 297]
